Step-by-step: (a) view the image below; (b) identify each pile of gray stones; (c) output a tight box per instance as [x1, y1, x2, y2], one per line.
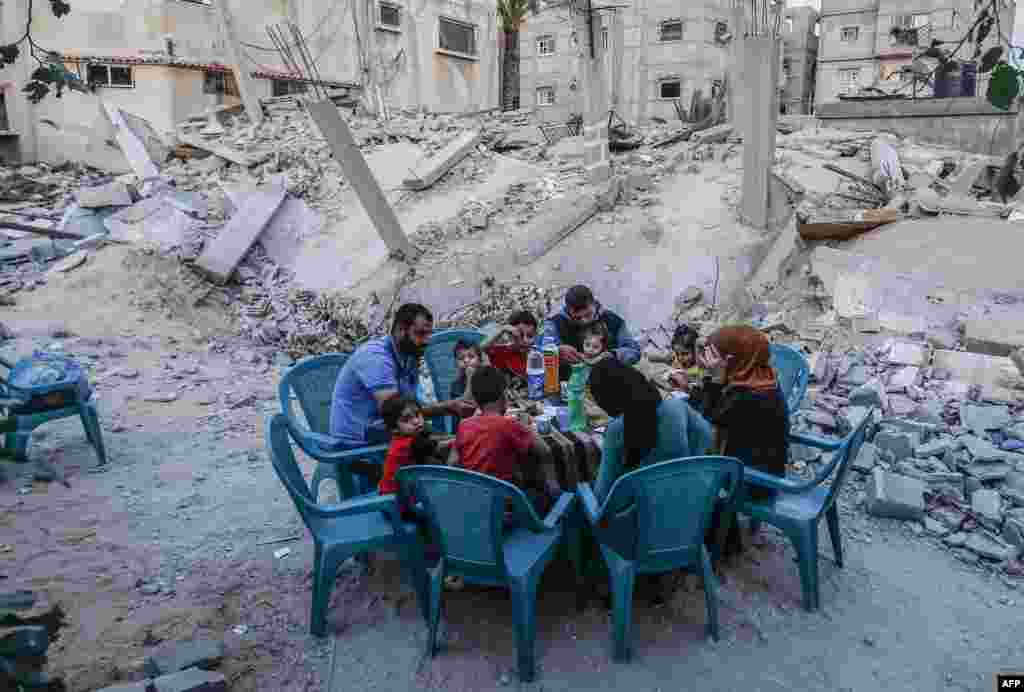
[788, 338, 1024, 577]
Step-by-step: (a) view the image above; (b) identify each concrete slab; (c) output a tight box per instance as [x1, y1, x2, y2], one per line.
[402, 130, 482, 190]
[964, 318, 1024, 357]
[931, 349, 1019, 403]
[194, 185, 286, 285]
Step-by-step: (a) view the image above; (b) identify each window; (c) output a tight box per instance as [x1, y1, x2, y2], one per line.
[658, 79, 681, 99]
[659, 19, 683, 42]
[838, 67, 860, 93]
[536, 86, 555, 106]
[602, 27, 608, 50]
[378, 2, 401, 29]
[714, 21, 729, 42]
[203, 70, 238, 96]
[784, 17, 794, 33]
[438, 17, 477, 56]
[87, 64, 133, 88]
[536, 34, 555, 56]
[272, 80, 309, 97]
[840, 26, 859, 42]
[783, 58, 792, 75]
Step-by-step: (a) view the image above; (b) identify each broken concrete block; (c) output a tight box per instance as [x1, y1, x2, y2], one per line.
[145, 639, 225, 677]
[923, 516, 951, 536]
[1002, 517, 1024, 557]
[959, 402, 1012, 437]
[960, 434, 1008, 463]
[873, 430, 918, 461]
[99, 668, 227, 692]
[78, 180, 134, 208]
[963, 317, 1024, 357]
[1012, 348, 1024, 376]
[851, 441, 878, 474]
[626, 172, 652, 193]
[886, 366, 920, 392]
[963, 461, 1013, 482]
[840, 365, 870, 387]
[849, 378, 887, 410]
[915, 437, 953, 459]
[972, 488, 1002, 523]
[1006, 423, 1024, 441]
[964, 532, 1016, 561]
[403, 130, 482, 190]
[887, 341, 929, 367]
[596, 177, 622, 211]
[931, 350, 1018, 405]
[194, 185, 287, 285]
[639, 219, 664, 246]
[691, 124, 733, 145]
[865, 468, 925, 520]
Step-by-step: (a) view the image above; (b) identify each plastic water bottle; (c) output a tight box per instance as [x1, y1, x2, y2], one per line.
[527, 349, 545, 400]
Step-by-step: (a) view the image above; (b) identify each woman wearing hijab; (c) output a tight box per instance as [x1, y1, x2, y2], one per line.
[589, 358, 714, 503]
[698, 325, 790, 554]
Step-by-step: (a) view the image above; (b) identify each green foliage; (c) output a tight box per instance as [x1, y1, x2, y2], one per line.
[0, 0, 74, 102]
[987, 61, 1021, 111]
[497, 0, 531, 33]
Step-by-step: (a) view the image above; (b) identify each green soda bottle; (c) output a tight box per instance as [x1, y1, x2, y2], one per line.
[567, 363, 588, 432]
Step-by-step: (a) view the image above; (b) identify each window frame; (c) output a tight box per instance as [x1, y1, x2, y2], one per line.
[272, 79, 309, 97]
[87, 63, 134, 89]
[437, 16, 478, 59]
[713, 20, 729, 42]
[536, 34, 556, 56]
[839, 26, 859, 42]
[838, 67, 860, 93]
[601, 27, 609, 50]
[659, 19, 683, 42]
[657, 78, 682, 100]
[536, 85, 555, 106]
[378, 1, 402, 31]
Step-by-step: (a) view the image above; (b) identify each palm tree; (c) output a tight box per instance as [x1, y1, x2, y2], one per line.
[497, 0, 534, 111]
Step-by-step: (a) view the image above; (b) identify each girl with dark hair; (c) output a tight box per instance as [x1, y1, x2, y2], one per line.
[589, 358, 714, 502]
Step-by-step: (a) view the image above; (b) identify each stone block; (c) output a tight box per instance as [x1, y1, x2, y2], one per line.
[963, 462, 1012, 482]
[851, 441, 878, 474]
[971, 489, 1003, 523]
[840, 364, 870, 387]
[964, 533, 1016, 561]
[960, 434, 1008, 463]
[959, 403, 1012, 437]
[849, 378, 888, 410]
[916, 437, 953, 459]
[98, 668, 228, 692]
[873, 430, 918, 461]
[1005, 423, 1024, 441]
[886, 341, 929, 367]
[963, 317, 1024, 357]
[1002, 517, 1024, 558]
[865, 468, 925, 521]
[145, 639, 225, 677]
[886, 366, 920, 392]
[931, 350, 1018, 404]
[923, 516, 951, 536]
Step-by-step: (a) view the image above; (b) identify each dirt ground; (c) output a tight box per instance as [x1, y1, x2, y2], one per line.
[3, 319, 1023, 691]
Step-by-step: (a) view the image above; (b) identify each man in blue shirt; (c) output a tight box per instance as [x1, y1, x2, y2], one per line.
[329, 303, 476, 448]
[541, 285, 641, 381]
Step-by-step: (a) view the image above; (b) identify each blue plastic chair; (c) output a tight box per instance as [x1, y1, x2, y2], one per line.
[395, 465, 576, 682]
[0, 356, 106, 466]
[577, 456, 743, 662]
[769, 343, 810, 416]
[278, 353, 386, 501]
[266, 413, 430, 636]
[739, 408, 875, 612]
[423, 329, 485, 433]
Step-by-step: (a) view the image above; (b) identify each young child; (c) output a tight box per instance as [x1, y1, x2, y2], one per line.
[480, 310, 539, 381]
[581, 322, 612, 365]
[450, 340, 483, 405]
[668, 324, 704, 392]
[378, 398, 446, 512]
[451, 366, 561, 518]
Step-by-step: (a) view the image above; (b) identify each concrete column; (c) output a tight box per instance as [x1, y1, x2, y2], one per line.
[574, 4, 609, 182]
[3, 0, 39, 162]
[212, 0, 263, 126]
[740, 36, 780, 230]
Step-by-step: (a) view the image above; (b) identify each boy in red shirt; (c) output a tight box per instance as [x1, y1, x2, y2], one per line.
[480, 310, 539, 381]
[450, 366, 560, 517]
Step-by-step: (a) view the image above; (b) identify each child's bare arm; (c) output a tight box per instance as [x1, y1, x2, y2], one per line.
[529, 433, 562, 497]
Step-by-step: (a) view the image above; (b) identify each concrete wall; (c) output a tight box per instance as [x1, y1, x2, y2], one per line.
[293, 0, 500, 114]
[816, 96, 1020, 155]
[520, 0, 734, 124]
[781, 6, 819, 114]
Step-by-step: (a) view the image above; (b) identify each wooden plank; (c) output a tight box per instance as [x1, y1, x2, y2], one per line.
[194, 185, 286, 285]
[176, 134, 273, 169]
[402, 130, 482, 191]
[306, 100, 418, 260]
[798, 208, 901, 241]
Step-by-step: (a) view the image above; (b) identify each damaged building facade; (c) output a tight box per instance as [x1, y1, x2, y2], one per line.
[518, 0, 736, 124]
[1, 0, 500, 165]
[780, 5, 820, 115]
[816, 0, 1016, 105]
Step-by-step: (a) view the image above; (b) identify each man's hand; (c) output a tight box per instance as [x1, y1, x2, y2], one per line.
[559, 344, 583, 364]
[448, 399, 477, 418]
[699, 344, 731, 384]
[585, 351, 614, 366]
